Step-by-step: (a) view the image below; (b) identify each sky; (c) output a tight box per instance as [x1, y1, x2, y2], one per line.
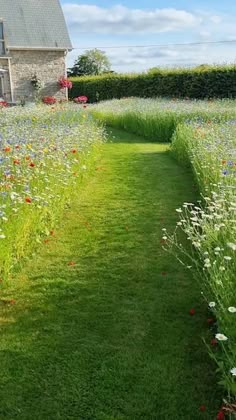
[61, 0, 236, 73]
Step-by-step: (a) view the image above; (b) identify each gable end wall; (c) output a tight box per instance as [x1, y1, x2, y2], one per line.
[10, 50, 68, 101]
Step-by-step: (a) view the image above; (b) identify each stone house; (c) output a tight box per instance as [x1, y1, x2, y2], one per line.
[0, 0, 72, 103]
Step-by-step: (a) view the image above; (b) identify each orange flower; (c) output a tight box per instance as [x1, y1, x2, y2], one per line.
[4, 146, 11, 152]
[68, 261, 76, 266]
[29, 162, 35, 167]
[25, 197, 32, 203]
[9, 299, 16, 305]
[71, 149, 77, 154]
[13, 159, 20, 165]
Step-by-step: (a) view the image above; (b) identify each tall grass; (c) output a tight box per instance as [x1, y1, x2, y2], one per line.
[90, 98, 236, 142]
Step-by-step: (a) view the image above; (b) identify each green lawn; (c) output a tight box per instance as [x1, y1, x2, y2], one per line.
[0, 129, 219, 419]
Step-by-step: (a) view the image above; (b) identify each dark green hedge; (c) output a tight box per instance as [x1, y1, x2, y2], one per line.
[69, 65, 236, 102]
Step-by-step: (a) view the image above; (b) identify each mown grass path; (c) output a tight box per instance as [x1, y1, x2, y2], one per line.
[0, 129, 218, 419]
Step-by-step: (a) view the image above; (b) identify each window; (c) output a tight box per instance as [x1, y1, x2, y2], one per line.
[0, 22, 5, 56]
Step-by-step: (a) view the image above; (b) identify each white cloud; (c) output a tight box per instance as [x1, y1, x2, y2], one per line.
[64, 4, 236, 72]
[63, 4, 201, 34]
[67, 42, 236, 73]
[210, 15, 222, 24]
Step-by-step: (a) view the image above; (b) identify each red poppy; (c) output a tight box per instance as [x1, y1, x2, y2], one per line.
[217, 410, 225, 420]
[199, 405, 206, 412]
[29, 162, 35, 167]
[211, 338, 217, 346]
[4, 146, 11, 152]
[25, 197, 32, 203]
[71, 149, 77, 154]
[189, 308, 195, 316]
[13, 159, 20, 165]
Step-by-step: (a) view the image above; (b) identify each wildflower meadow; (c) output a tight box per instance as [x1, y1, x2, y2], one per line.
[0, 104, 105, 280]
[0, 97, 236, 419]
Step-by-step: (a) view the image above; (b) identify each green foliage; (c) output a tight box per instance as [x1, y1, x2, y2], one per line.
[69, 64, 236, 101]
[68, 48, 111, 77]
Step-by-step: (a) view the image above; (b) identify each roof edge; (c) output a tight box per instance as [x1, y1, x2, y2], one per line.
[7, 46, 73, 52]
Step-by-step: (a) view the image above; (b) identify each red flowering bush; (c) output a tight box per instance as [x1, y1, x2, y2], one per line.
[0, 100, 8, 108]
[58, 77, 73, 89]
[42, 96, 57, 105]
[74, 96, 88, 104]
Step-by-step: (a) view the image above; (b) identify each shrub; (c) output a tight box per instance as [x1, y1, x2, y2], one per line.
[69, 65, 236, 102]
[42, 96, 57, 105]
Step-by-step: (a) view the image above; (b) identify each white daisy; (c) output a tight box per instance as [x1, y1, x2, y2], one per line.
[230, 368, 236, 376]
[215, 333, 228, 341]
[228, 307, 236, 313]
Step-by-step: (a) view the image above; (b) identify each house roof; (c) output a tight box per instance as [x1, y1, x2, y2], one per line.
[0, 0, 72, 50]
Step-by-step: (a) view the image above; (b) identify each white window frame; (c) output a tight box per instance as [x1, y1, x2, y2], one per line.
[0, 75, 4, 98]
[0, 21, 5, 56]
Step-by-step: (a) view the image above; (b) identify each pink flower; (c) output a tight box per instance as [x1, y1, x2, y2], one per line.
[74, 96, 88, 104]
[58, 77, 72, 89]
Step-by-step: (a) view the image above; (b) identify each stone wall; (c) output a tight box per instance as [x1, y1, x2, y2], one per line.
[9, 49, 68, 102]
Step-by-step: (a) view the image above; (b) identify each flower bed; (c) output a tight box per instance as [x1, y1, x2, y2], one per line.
[0, 104, 105, 280]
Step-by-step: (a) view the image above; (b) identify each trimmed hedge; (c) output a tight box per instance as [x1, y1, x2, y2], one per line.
[69, 65, 236, 102]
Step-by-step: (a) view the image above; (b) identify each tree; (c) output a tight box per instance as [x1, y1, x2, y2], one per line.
[68, 49, 111, 77]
